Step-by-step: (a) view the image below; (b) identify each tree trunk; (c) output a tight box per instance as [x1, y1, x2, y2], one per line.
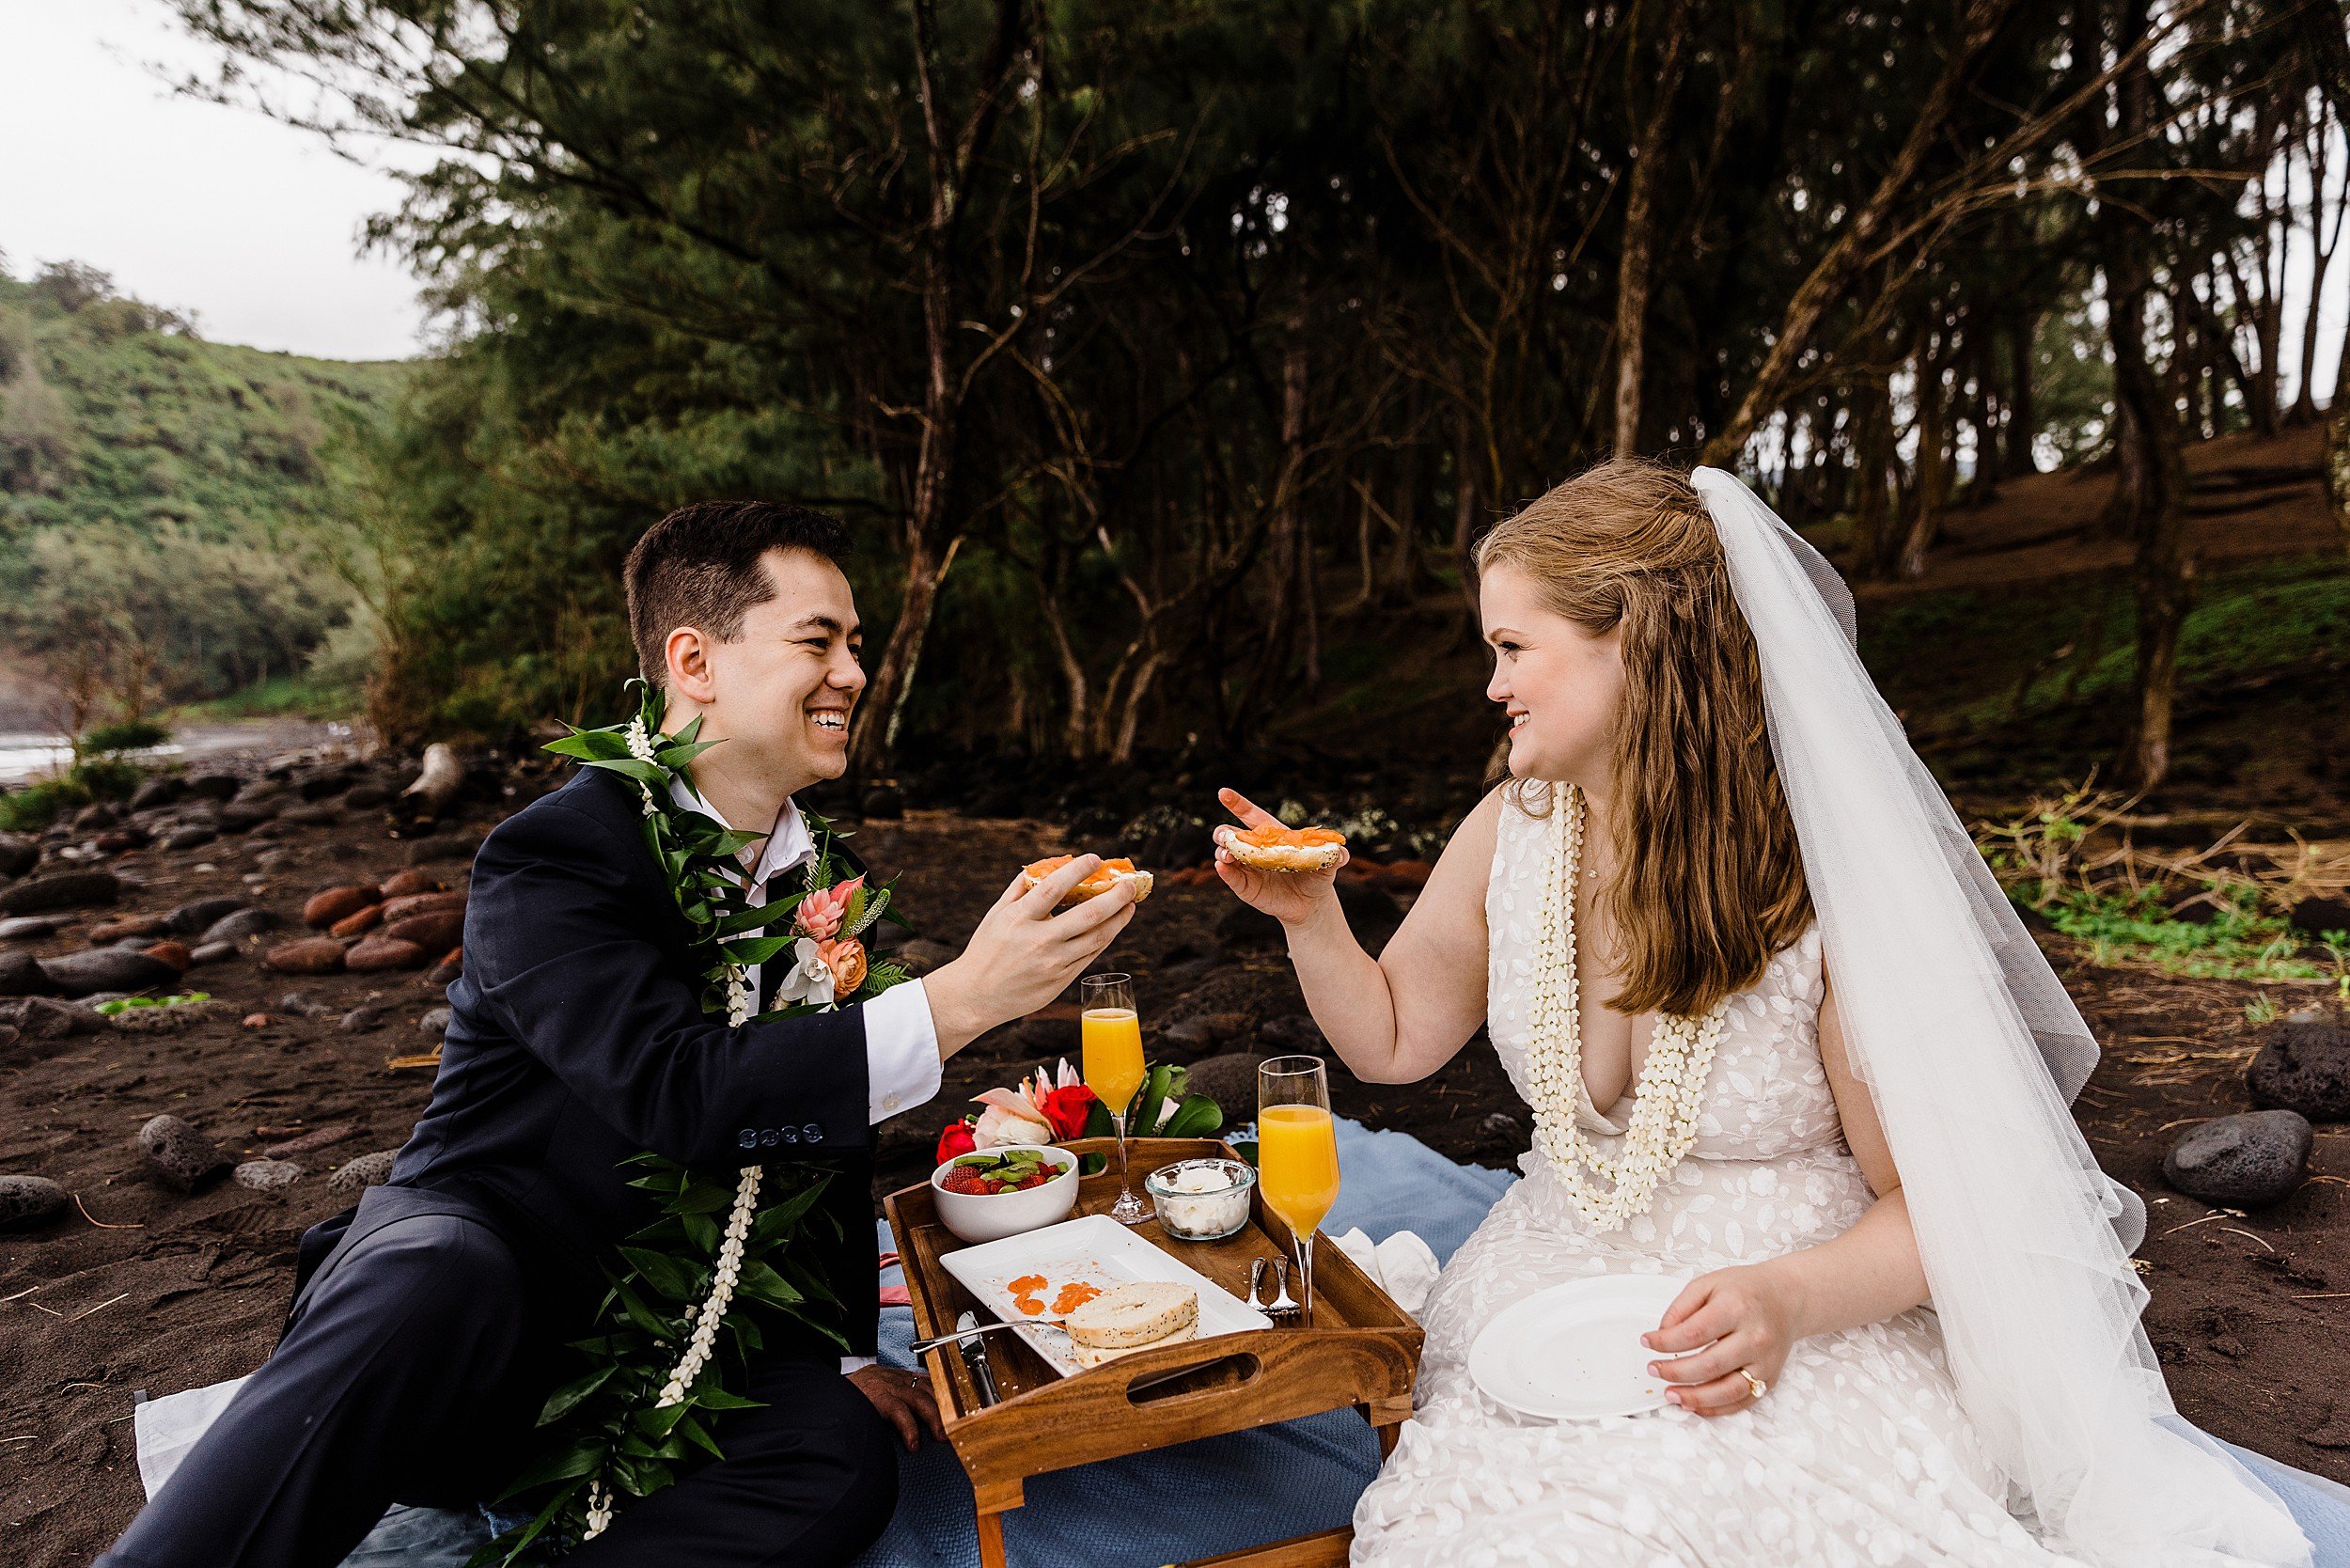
[2107, 0, 2191, 790]
[2329, 323, 2350, 553]
[1900, 330, 1950, 579]
[1852, 378, 1899, 579]
[1613, 0, 1695, 457]
[1699, 0, 2021, 466]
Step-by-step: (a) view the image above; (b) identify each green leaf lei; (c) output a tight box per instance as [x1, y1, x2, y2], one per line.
[475, 679, 913, 1565]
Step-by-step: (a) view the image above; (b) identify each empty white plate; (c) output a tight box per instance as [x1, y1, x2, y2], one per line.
[1468, 1274, 1692, 1420]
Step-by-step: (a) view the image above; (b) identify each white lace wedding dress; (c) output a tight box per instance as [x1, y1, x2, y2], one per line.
[1350, 797, 2090, 1567]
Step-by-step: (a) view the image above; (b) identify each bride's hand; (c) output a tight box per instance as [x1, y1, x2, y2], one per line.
[1642, 1263, 1805, 1417]
[1210, 787, 1346, 927]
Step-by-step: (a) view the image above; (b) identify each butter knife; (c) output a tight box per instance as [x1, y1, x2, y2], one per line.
[955, 1309, 1001, 1407]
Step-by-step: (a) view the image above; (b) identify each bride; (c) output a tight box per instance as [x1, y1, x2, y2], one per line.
[1212, 459, 2311, 1567]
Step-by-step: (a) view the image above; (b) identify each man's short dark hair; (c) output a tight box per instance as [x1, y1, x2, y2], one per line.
[623, 501, 853, 685]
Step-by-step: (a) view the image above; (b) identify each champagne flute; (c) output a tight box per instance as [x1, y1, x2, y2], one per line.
[1257, 1055, 1340, 1320]
[1081, 972, 1150, 1225]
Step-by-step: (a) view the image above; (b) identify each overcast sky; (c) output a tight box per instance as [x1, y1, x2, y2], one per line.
[0, 0, 428, 361]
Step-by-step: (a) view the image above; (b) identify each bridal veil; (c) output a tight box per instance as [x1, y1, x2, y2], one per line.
[1688, 466, 2311, 1567]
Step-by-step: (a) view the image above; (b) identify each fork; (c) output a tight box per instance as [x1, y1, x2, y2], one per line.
[1265, 1256, 1300, 1320]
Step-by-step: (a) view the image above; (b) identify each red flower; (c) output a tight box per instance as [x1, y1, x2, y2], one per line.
[1038, 1084, 1097, 1141]
[936, 1121, 978, 1164]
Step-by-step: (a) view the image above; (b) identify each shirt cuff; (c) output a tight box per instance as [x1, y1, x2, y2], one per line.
[864, 978, 944, 1124]
[840, 1356, 878, 1375]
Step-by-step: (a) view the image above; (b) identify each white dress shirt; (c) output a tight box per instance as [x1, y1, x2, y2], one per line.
[667, 777, 942, 1373]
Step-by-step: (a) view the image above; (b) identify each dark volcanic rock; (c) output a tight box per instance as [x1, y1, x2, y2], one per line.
[1181, 1053, 1269, 1118]
[0, 1174, 69, 1231]
[1214, 902, 1284, 951]
[2289, 897, 2350, 937]
[0, 997, 103, 1039]
[201, 908, 282, 947]
[2162, 1110, 2312, 1209]
[0, 950, 47, 997]
[188, 941, 237, 966]
[403, 833, 483, 867]
[859, 786, 904, 820]
[0, 831, 39, 879]
[162, 824, 219, 851]
[182, 773, 242, 802]
[897, 938, 958, 976]
[339, 1003, 389, 1033]
[0, 871, 119, 917]
[1335, 880, 1404, 953]
[0, 917, 59, 941]
[1160, 1017, 1215, 1058]
[166, 896, 249, 935]
[38, 948, 180, 997]
[129, 776, 187, 811]
[219, 799, 283, 833]
[344, 782, 393, 810]
[2248, 1018, 2350, 1121]
[417, 1005, 452, 1039]
[138, 1114, 229, 1192]
[276, 991, 340, 1020]
[281, 802, 342, 827]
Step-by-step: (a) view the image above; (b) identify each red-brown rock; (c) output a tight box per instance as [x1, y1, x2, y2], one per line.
[329, 904, 384, 938]
[378, 869, 444, 900]
[90, 915, 168, 943]
[380, 889, 467, 925]
[303, 886, 378, 930]
[384, 909, 464, 953]
[426, 947, 462, 984]
[345, 936, 428, 973]
[265, 937, 348, 975]
[142, 940, 194, 973]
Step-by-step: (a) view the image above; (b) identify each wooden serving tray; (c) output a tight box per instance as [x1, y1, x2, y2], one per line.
[885, 1136, 1424, 1568]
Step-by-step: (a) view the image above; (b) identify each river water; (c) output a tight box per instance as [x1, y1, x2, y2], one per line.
[0, 719, 360, 788]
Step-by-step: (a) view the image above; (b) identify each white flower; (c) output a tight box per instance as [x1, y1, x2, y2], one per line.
[773, 937, 838, 1008]
[724, 964, 756, 1027]
[625, 715, 657, 762]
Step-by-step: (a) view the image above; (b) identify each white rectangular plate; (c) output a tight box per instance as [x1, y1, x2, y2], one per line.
[939, 1213, 1272, 1377]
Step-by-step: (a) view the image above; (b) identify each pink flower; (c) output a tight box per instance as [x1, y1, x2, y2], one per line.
[972, 1102, 1054, 1149]
[969, 1059, 1089, 1148]
[795, 875, 864, 941]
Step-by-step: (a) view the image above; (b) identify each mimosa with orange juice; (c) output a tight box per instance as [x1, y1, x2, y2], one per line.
[1081, 973, 1152, 1224]
[1258, 1104, 1340, 1236]
[1080, 1006, 1145, 1118]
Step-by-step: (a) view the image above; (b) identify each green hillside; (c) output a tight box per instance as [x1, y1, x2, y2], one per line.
[0, 260, 405, 721]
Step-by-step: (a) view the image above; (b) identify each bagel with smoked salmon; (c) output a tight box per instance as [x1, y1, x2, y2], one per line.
[1218, 822, 1347, 872]
[1017, 854, 1155, 906]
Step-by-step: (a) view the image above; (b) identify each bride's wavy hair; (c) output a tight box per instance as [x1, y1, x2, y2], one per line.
[1476, 457, 1811, 1017]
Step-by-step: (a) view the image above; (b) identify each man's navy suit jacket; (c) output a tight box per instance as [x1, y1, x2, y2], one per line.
[367, 764, 885, 1356]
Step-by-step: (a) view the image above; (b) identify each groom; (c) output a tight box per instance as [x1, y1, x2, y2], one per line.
[95, 501, 1140, 1568]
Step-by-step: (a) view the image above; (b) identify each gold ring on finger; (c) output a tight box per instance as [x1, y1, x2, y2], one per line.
[1737, 1367, 1767, 1402]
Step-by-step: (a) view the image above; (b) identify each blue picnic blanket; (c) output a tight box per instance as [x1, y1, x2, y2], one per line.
[349, 1119, 2350, 1566]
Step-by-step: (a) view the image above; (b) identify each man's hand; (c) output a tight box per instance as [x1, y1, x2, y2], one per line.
[847, 1364, 946, 1451]
[923, 854, 1140, 1055]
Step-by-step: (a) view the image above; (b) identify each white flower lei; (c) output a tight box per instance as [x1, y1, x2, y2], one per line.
[1523, 784, 1729, 1232]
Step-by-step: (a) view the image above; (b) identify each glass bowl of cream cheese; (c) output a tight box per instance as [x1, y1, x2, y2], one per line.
[1144, 1157, 1257, 1242]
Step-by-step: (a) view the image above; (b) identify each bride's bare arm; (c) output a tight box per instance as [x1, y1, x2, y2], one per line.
[1646, 972, 1932, 1415]
[1212, 786, 1499, 1085]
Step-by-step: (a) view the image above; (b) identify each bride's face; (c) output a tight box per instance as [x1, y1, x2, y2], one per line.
[1480, 562, 1623, 788]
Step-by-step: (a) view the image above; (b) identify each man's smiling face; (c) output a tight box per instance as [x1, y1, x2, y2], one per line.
[697, 547, 866, 788]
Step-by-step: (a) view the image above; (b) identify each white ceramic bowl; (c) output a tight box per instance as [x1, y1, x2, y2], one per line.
[930, 1144, 1082, 1244]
